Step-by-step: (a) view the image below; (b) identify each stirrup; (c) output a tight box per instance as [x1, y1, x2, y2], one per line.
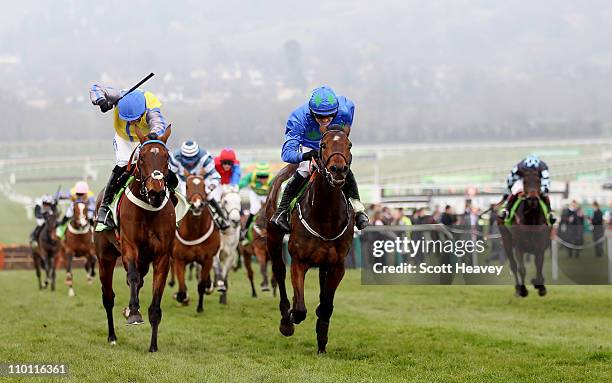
[96, 205, 115, 230]
[498, 209, 509, 219]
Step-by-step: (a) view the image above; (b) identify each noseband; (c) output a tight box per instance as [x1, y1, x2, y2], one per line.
[314, 131, 352, 186]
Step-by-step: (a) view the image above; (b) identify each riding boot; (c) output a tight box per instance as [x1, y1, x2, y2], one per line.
[498, 193, 514, 220]
[241, 213, 255, 240]
[342, 170, 369, 230]
[542, 194, 556, 224]
[60, 215, 69, 226]
[31, 225, 43, 243]
[208, 199, 230, 230]
[96, 165, 128, 230]
[270, 172, 306, 233]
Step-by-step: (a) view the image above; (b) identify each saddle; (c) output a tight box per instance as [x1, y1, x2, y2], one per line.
[503, 196, 551, 226]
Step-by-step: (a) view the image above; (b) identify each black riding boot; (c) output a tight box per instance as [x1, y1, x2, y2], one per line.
[342, 170, 369, 230]
[30, 225, 43, 243]
[241, 213, 255, 240]
[499, 194, 514, 220]
[96, 165, 128, 230]
[542, 194, 556, 224]
[270, 172, 306, 233]
[208, 198, 230, 230]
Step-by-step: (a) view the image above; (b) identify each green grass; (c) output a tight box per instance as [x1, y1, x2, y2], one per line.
[0, 269, 610, 382]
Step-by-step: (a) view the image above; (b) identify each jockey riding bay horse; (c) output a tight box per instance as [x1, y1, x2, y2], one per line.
[62, 201, 96, 297]
[94, 126, 175, 352]
[239, 212, 276, 298]
[498, 168, 551, 297]
[31, 210, 61, 291]
[265, 124, 354, 354]
[172, 170, 221, 313]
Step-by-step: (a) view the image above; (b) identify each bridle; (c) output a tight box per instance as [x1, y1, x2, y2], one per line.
[130, 140, 169, 201]
[313, 130, 352, 187]
[185, 175, 207, 216]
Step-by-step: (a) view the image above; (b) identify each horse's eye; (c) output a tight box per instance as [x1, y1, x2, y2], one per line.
[320, 143, 326, 149]
[349, 143, 352, 149]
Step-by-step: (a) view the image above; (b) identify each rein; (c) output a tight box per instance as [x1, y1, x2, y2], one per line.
[314, 130, 352, 187]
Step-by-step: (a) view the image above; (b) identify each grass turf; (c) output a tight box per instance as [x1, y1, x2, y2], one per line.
[0, 269, 610, 382]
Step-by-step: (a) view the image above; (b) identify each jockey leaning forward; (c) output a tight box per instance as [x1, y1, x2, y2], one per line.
[214, 148, 241, 188]
[30, 194, 58, 243]
[169, 140, 229, 230]
[270, 86, 369, 232]
[498, 154, 555, 224]
[89, 83, 178, 230]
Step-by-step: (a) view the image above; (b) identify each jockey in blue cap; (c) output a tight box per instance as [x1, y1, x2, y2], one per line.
[169, 140, 229, 230]
[270, 86, 369, 232]
[89, 84, 178, 230]
[499, 154, 555, 224]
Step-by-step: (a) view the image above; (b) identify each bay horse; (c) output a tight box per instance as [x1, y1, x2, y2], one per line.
[172, 171, 221, 312]
[94, 126, 175, 352]
[62, 201, 96, 296]
[31, 210, 61, 291]
[213, 185, 242, 304]
[265, 124, 354, 353]
[498, 169, 551, 297]
[239, 212, 276, 297]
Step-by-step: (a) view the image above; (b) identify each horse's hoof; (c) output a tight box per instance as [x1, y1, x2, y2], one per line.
[289, 310, 307, 325]
[197, 306, 203, 313]
[216, 281, 227, 292]
[251, 293, 257, 298]
[516, 285, 529, 298]
[149, 346, 158, 353]
[68, 288, 75, 297]
[219, 294, 227, 305]
[126, 314, 144, 325]
[279, 320, 294, 337]
[261, 285, 270, 292]
[535, 285, 547, 296]
[109, 339, 117, 346]
[168, 281, 175, 288]
[317, 348, 327, 354]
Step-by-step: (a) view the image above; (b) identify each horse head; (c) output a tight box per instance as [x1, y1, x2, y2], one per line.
[44, 210, 59, 242]
[317, 124, 352, 188]
[522, 169, 541, 210]
[184, 168, 207, 216]
[134, 125, 172, 207]
[221, 185, 241, 226]
[72, 201, 89, 229]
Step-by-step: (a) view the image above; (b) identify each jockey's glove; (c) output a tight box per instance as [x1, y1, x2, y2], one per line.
[97, 98, 113, 113]
[301, 151, 318, 162]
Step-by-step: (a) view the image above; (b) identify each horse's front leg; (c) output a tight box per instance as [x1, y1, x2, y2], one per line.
[174, 257, 189, 304]
[316, 263, 345, 354]
[65, 249, 75, 296]
[532, 250, 547, 296]
[99, 253, 118, 344]
[241, 245, 257, 297]
[515, 251, 528, 297]
[148, 254, 170, 352]
[267, 229, 292, 336]
[197, 256, 214, 313]
[289, 260, 309, 325]
[123, 245, 144, 325]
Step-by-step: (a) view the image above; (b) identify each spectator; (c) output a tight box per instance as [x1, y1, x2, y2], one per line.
[440, 205, 456, 227]
[591, 201, 604, 258]
[486, 203, 505, 265]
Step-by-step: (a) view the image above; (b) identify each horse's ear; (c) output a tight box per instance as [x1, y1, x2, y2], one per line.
[134, 126, 146, 143]
[159, 124, 172, 144]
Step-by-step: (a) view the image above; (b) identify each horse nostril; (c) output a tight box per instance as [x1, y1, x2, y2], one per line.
[330, 165, 338, 173]
[341, 165, 348, 173]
